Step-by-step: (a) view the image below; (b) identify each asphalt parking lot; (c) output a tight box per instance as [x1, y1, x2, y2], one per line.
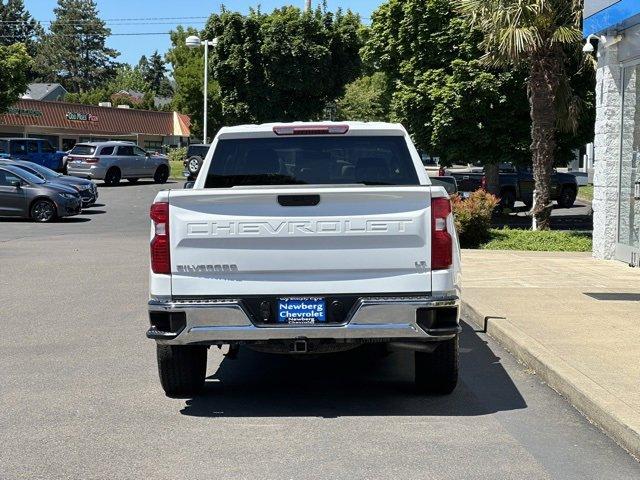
[1, 181, 638, 479]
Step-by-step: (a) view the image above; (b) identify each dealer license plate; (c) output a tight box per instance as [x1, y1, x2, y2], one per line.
[277, 297, 326, 325]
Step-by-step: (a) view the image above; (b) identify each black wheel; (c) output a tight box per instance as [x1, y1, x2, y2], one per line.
[127, 178, 139, 184]
[557, 186, 577, 209]
[30, 199, 57, 223]
[187, 156, 202, 175]
[104, 167, 121, 186]
[415, 337, 458, 395]
[499, 189, 516, 210]
[157, 345, 207, 397]
[154, 165, 169, 184]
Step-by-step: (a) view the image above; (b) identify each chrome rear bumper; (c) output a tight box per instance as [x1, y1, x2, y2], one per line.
[147, 295, 460, 345]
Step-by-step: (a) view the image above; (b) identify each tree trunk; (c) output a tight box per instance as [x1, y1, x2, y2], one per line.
[484, 163, 500, 196]
[528, 50, 561, 230]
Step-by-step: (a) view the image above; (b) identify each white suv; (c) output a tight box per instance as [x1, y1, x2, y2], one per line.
[67, 141, 170, 185]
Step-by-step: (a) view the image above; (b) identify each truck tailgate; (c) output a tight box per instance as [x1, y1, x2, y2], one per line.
[168, 186, 433, 296]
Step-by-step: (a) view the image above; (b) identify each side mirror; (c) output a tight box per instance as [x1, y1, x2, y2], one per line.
[184, 181, 195, 189]
[11, 180, 22, 188]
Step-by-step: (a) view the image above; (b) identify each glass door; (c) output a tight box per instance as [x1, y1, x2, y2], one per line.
[617, 64, 640, 266]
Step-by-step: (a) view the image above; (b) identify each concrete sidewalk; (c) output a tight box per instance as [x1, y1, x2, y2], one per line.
[461, 250, 640, 459]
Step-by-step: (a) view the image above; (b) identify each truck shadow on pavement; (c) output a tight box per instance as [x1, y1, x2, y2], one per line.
[180, 322, 526, 418]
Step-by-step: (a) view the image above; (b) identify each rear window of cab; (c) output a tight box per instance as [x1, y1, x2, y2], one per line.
[204, 136, 419, 188]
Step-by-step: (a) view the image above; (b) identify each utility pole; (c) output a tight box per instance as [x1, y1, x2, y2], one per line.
[305, 0, 312, 11]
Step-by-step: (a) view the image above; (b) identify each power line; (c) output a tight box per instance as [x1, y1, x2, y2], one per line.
[0, 32, 174, 38]
[0, 16, 209, 24]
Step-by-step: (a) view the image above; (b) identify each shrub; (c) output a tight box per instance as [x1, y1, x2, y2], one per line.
[451, 190, 499, 248]
[167, 147, 187, 163]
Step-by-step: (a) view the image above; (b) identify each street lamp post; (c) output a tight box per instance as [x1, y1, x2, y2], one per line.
[186, 35, 218, 144]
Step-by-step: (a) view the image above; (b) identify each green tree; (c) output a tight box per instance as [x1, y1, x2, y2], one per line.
[37, 0, 119, 93]
[362, 0, 530, 194]
[166, 26, 222, 140]
[145, 51, 173, 97]
[202, 6, 363, 124]
[0, 43, 32, 113]
[336, 72, 391, 121]
[109, 65, 150, 93]
[0, 0, 43, 57]
[459, 0, 587, 230]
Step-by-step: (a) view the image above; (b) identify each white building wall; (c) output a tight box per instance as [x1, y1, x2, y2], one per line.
[592, 43, 622, 259]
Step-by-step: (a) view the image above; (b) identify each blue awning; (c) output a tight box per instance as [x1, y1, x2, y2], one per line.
[584, 0, 640, 36]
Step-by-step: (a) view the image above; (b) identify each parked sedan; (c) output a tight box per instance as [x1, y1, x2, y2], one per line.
[0, 159, 98, 207]
[66, 142, 170, 185]
[0, 165, 82, 222]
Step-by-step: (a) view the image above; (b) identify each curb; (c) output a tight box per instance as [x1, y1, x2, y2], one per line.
[462, 301, 640, 461]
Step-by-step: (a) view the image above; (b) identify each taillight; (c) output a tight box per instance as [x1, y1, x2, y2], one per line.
[273, 124, 349, 135]
[480, 175, 487, 190]
[431, 197, 453, 270]
[438, 167, 445, 177]
[84, 157, 99, 164]
[150, 202, 170, 274]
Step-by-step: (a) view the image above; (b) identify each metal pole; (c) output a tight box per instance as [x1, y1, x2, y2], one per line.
[305, 0, 311, 11]
[203, 41, 209, 144]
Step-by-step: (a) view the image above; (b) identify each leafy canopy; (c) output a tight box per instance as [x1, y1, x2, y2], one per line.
[36, 0, 119, 93]
[202, 6, 363, 124]
[0, 43, 32, 113]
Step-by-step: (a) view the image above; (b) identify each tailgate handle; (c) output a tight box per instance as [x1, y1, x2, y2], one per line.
[278, 195, 320, 207]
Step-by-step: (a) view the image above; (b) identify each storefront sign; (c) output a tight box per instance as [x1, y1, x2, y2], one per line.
[66, 112, 98, 122]
[6, 107, 43, 117]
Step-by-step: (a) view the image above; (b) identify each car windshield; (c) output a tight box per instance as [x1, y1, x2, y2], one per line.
[204, 136, 419, 188]
[15, 162, 60, 180]
[5, 165, 45, 184]
[70, 144, 97, 156]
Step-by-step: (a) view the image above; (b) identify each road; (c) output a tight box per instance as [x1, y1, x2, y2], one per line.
[1, 181, 637, 479]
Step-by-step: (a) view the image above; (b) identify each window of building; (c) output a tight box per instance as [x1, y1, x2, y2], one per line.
[144, 141, 162, 151]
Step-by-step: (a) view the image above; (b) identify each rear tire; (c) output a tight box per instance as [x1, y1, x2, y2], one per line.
[499, 189, 516, 211]
[154, 165, 169, 184]
[157, 345, 207, 397]
[557, 186, 577, 209]
[415, 336, 458, 395]
[104, 167, 121, 186]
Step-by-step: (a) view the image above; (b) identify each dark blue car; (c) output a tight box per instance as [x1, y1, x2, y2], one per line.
[0, 138, 66, 172]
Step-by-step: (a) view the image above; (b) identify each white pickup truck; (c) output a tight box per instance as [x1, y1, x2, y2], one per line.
[147, 122, 461, 397]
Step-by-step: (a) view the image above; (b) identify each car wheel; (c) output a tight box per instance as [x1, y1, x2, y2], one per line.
[157, 345, 207, 397]
[154, 165, 169, 184]
[30, 199, 57, 223]
[187, 156, 202, 175]
[557, 186, 577, 209]
[415, 336, 458, 395]
[104, 167, 121, 186]
[499, 189, 516, 210]
[127, 178, 139, 184]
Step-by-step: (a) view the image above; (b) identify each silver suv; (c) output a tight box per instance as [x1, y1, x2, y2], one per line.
[66, 142, 170, 185]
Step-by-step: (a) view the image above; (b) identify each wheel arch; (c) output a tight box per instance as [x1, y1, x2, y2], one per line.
[29, 195, 59, 219]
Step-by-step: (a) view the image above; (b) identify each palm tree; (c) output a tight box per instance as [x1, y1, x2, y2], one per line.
[458, 0, 585, 229]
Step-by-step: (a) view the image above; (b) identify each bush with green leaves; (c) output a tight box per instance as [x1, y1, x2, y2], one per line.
[451, 190, 499, 248]
[167, 147, 187, 163]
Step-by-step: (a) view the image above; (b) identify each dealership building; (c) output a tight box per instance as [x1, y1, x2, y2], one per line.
[585, 1, 640, 265]
[0, 98, 191, 153]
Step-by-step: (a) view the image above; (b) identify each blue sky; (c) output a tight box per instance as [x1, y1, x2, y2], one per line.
[24, 0, 380, 65]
